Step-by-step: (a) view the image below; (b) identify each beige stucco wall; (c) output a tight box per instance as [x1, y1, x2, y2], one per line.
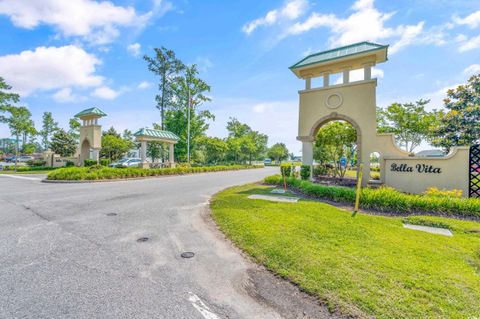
[384, 148, 470, 196]
[297, 79, 408, 184]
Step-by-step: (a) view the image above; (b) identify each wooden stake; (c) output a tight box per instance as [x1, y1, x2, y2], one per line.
[354, 163, 363, 214]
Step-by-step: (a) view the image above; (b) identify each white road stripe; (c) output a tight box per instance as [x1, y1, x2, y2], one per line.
[0, 175, 41, 181]
[188, 293, 221, 319]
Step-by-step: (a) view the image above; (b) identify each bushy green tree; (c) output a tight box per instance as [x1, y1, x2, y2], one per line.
[197, 136, 228, 164]
[50, 129, 77, 157]
[166, 64, 213, 162]
[100, 127, 134, 161]
[0, 79, 37, 169]
[267, 143, 289, 164]
[431, 74, 480, 150]
[315, 121, 357, 178]
[377, 100, 442, 153]
[225, 118, 268, 164]
[68, 118, 81, 142]
[40, 111, 58, 150]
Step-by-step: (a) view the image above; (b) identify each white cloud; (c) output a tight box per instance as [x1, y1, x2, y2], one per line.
[195, 56, 214, 73]
[242, 0, 308, 34]
[286, 0, 427, 54]
[127, 43, 141, 57]
[91, 86, 121, 100]
[53, 88, 76, 103]
[454, 10, 480, 29]
[463, 64, 480, 76]
[0, 0, 159, 44]
[457, 34, 480, 52]
[137, 81, 153, 90]
[0, 45, 103, 96]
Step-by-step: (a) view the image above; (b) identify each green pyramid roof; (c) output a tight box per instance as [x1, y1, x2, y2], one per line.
[290, 41, 388, 69]
[134, 127, 180, 142]
[74, 107, 107, 118]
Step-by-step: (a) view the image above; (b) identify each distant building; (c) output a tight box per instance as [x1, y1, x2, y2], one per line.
[415, 149, 445, 157]
[0, 138, 17, 153]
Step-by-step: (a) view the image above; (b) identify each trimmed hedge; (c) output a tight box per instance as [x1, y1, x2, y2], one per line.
[264, 175, 480, 218]
[47, 165, 263, 181]
[1, 165, 57, 172]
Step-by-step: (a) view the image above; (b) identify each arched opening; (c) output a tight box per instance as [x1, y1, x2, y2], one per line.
[312, 118, 359, 186]
[80, 139, 92, 165]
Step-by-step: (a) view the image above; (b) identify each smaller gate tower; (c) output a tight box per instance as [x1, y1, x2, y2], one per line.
[75, 107, 107, 166]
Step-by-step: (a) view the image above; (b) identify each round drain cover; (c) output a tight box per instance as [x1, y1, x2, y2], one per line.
[181, 252, 195, 258]
[137, 237, 150, 242]
[106, 213, 117, 216]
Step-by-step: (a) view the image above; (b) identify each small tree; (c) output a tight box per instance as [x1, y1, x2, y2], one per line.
[100, 134, 132, 161]
[50, 129, 77, 157]
[68, 118, 81, 142]
[432, 74, 480, 150]
[377, 100, 441, 153]
[268, 143, 289, 164]
[40, 112, 58, 150]
[316, 121, 357, 178]
[0, 77, 34, 170]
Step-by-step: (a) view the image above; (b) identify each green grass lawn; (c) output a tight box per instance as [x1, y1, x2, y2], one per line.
[211, 184, 480, 319]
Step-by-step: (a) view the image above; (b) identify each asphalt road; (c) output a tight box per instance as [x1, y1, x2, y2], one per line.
[0, 168, 338, 319]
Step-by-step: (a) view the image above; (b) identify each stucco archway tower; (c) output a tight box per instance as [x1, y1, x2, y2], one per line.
[75, 107, 107, 166]
[290, 42, 408, 185]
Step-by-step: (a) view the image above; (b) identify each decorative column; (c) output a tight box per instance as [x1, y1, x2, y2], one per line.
[302, 141, 314, 181]
[364, 63, 372, 80]
[305, 77, 311, 90]
[140, 140, 148, 168]
[343, 69, 350, 84]
[323, 72, 330, 87]
[169, 143, 175, 168]
[302, 141, 314, 166]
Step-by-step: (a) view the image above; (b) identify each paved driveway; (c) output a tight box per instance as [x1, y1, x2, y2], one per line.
[0, 168, 335, 319]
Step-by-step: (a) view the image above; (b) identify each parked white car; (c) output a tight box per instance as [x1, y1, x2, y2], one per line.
[109, 158, 142, 168]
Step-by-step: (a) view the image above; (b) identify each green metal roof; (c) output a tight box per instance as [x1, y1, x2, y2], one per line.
[133, 127, 180, 141]
[74, 107, 107, 118]
[290, 41, 388, 69]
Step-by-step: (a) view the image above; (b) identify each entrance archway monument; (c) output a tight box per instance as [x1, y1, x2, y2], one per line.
[75, 107, 106, 166]
[291, 42, 471, 196]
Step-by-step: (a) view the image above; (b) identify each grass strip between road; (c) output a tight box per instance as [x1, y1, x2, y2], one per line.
[265, 175, 480, 219]
[210, 183, 480, 318]
[46, 164, 263, 181]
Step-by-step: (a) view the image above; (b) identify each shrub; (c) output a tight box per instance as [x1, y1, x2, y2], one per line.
[280, 164, 292, 177]
[424, 187, 462, 198]
[313, 165, 329, 176]
[300, 165, 311, 180]
[1, 165, 57, 172]
[84, 159, 98, 167]
[47, 165, 263, 181]
[264, 175, 480, 218]
[65, 161, 75, 167]
[99, 158, 110, 166]
[27, 160, 47, 167]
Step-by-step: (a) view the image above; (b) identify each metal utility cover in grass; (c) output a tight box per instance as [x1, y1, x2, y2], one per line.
[248, 194, 299, 203]
[403, 224, 453, 236]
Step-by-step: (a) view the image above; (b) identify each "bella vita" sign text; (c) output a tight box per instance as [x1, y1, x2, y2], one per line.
[390, 163, 442, 174]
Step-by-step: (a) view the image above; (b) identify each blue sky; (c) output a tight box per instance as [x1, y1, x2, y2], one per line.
[0, 0, 479, 154]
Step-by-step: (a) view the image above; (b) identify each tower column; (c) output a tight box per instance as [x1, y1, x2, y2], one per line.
[169, 143, 175, 168]
[364, 63, 373, 80]
[140, 140, 148, 168]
